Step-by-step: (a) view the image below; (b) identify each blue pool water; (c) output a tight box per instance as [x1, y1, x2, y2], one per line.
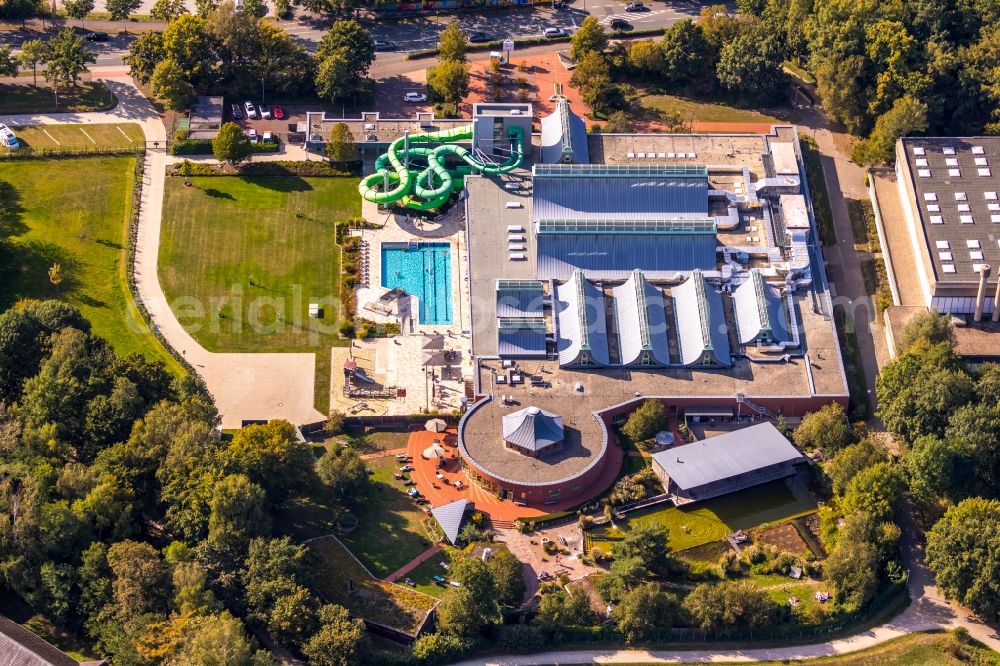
[381, 242, 453, 325]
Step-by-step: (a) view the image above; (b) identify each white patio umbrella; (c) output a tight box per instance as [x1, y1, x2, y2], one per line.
[423, 442, 446, 459]
[425, 418, 448, 432]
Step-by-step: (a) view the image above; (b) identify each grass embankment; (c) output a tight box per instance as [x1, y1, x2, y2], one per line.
[588, 477, 817, 554]
[799, 136, 837, 247]
[0, 82, 117, 115]
[158, 175, 361, 413]
[638, 94, 785, 126]
[849, 199, 893, 315]
[0, 156, 180, 372]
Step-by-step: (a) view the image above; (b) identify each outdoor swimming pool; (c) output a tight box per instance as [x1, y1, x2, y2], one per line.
[381, 242, 453, 325]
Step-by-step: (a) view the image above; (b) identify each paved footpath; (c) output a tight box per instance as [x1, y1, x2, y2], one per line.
[0, 78, 325, 429]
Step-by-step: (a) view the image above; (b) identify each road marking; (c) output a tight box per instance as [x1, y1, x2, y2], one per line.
[42, 128, 60, 145]
[80, 128, 96, 144]
[116, 126, 134, 143]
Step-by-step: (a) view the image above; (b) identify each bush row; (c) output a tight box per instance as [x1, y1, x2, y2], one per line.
[168, 160, 355, 178]
[170, 138, 213, 156]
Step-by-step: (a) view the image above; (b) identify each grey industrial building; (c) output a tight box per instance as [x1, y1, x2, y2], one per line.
[650, 422, 805, 504]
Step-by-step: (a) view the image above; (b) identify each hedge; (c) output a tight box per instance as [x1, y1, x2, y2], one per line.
[168, 160, 355, 177]
[251, 141, 279, 153]
[404, 27, 669, 60]
[170, 138, 213, 155]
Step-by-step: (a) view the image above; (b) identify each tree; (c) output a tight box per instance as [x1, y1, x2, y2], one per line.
[627, 40, 663, 78]
[212, 122, 253, 166]
[611, 522, 672, 577]
[171, 612, 256, 666]
[150, 59, 196, 111]
[47, 263, 64, 287]
[793, 402, 850, 453]
[106, 540, 171, 620]
[895, 310, 955, 355]
[570, 16, 608, 62]
[437, 558, 501, 638]
[569, 51, 620, 116]
[0, 0, 43, 25]
[226, 420, 315, 506]
[438, 21, 467, 63]
[151, 0, 187, 21]
[315, 20, 375, 80]
[486, 547, 525, 607]
[63, 0, 95, 26]
[603, 110, 635, 133]
[945, 403, 1000, 499]
[825, 438, 886, 496]
[620, 399, 668, 447]
[206, 474, 270, 564]
[106, 0, 142, 22]
[853, 96, 929, 165]
[842, 462, 904, 524]
[716, 20, 787, 103]
[614, 583, 679, 642]
[162, 14, 215, 86]
[124, 32, 166, 85]
[534, 589, 594, 638]
[268, 586, 320, 646]
[18, 39, 48, 86]
[315, 446, 367, 501]
[411, 633, 469, 664]
[824, 531, 880, 611]
[905, 435, 974, 508]
[878, 350, 974, 442]
[43, 29, 96, 88]
[315, 52, 356, 104]
[684, 580, 781, 630]
[301, 604, 364, 666]
[242, 537, 307, 624]
[324, 123, 357, 164]
[255, 22, 315, 98]
[660, 19, 714, 87]
[926, 498, 1000, 621]
[429, 59, 470, 106]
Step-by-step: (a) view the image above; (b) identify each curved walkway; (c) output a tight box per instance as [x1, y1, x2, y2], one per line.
[0, 78, 324, 429]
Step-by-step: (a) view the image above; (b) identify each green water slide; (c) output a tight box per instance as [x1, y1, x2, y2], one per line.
[358, 123, 525, 211]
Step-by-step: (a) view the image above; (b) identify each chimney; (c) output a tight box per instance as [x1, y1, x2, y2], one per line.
[993, 274, 1000, 322]
[974, 264, 991, 322]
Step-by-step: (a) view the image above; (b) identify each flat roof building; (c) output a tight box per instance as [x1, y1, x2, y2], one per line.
[650, 421, 804, 504]
[894, 137, 1000, 317]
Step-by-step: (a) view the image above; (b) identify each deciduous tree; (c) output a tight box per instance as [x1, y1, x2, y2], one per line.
[438, 21, 467, 63]
[926, 498, 1000, 621]
[106, 0, 142, 22]
[429, 59, 470, 106]
[794, 402, 851, 453]
[18, 39, 48, 86]
[150, 0, 187, 21]
[43, 28, 96, 88]
[150, 59, 196, 111]
[63, 0, 95, 26]
[212, 121, 253, 166]
[325, 123, 358, 164]
[301, 604, 365, 666]
[614, 583, 679, 642]
[620, 399, 668, 447]
[852, 96, 929, 165]
[684, 580, 780, 630]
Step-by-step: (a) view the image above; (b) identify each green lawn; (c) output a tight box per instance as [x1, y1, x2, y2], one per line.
[345, 430, 411, 454]
[158, 175, 361, 413]
[589, 476, 817, 553]
[0, 156, 181, 372]
[338, 455, 439, 579]
[638, 94, 785, 126]
[0, 82, 117, 115]
[6, 123, 144, 152]
[401, 545, 460, 598]
[800, 137, 837, 246]
[307, 535, 437, 635]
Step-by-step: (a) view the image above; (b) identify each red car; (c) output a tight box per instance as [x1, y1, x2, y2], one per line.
[272, 104, 285, 120]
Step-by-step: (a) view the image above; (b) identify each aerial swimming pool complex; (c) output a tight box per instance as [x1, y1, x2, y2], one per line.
[381, 242, 453, 325]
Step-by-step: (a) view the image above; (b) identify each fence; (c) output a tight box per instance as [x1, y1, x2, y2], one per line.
[0, 146, 146, 159]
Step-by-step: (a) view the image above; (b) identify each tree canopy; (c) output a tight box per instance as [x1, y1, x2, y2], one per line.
[926, 498, 1000, 621]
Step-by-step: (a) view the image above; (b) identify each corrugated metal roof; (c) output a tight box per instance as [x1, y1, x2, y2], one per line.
[532, 169, 708, 222]
[672, 269, 732, 366]
[431, 499, 469, 545]
[555, 270, 610, 366]
[612, 270, 671, 366]
[537, 233, 717, 280]
[733, 269, 791, 345]
[540, 99, 590, 164]
[651, 422, 803, 490]
[496, 281, 546, 318]
[502, 406, 565, 451]
[498, 324, 547, 357]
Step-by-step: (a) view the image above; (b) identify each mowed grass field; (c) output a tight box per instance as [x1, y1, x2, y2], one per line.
[0, 157, 181, 372]
[0, 82, 117, 115]
[4, 123, 145, 151]
[158, 175, 360, 412]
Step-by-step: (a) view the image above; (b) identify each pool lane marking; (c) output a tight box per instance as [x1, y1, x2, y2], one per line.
[42, 129, 60, 145]
[80, 128, 97, 144]
[116, 126, 134, 143]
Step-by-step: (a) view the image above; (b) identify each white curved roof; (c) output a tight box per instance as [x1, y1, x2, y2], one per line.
[672, 269, 732, 367]
[733, 269, 790, 345]
[612, 269, 671, 366]
[555, 270, 610, 366]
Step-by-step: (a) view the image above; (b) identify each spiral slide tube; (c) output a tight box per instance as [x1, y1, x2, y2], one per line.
[358, 124, 525, 211]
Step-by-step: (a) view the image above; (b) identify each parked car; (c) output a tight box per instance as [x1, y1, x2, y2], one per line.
[0, 124, 19, 151]
[244, 101, 257, 119]
[260, 104, 272, 119]
[543, 27, 567, 38]
[467, 31, 492, 43]
[403, 92, 428, 103]
[272, 104, 285, 119]
[230, 103, 243, 120]
[610, 18, 630, 30]
[625, 2, 646, 10]
[84, 32, 109, 41]
[247, 128, 257, 142]
[374, 40, 397, 51]
[552, 1, 567, 8]
[261, 131, 273, 143]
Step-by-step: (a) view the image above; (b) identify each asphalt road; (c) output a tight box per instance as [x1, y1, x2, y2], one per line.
[1, 0, 713, 70]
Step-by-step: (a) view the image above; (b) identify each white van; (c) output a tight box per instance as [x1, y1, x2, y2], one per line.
[0, 124, 19, 151]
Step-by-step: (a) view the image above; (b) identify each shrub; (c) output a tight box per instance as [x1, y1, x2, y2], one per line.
[170, 138, 214, 155]
[251, 141, 279, 153]
[494, 624, 545, 653]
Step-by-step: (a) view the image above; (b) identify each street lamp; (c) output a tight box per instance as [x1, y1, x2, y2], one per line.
[260, 79, 265, 106]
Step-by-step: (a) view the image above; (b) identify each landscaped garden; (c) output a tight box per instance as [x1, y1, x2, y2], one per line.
[0, 156, 180, 372]
[158, 174, 360, 412]
[306, 535, 438, 636]
[588, 476, 817, 554]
